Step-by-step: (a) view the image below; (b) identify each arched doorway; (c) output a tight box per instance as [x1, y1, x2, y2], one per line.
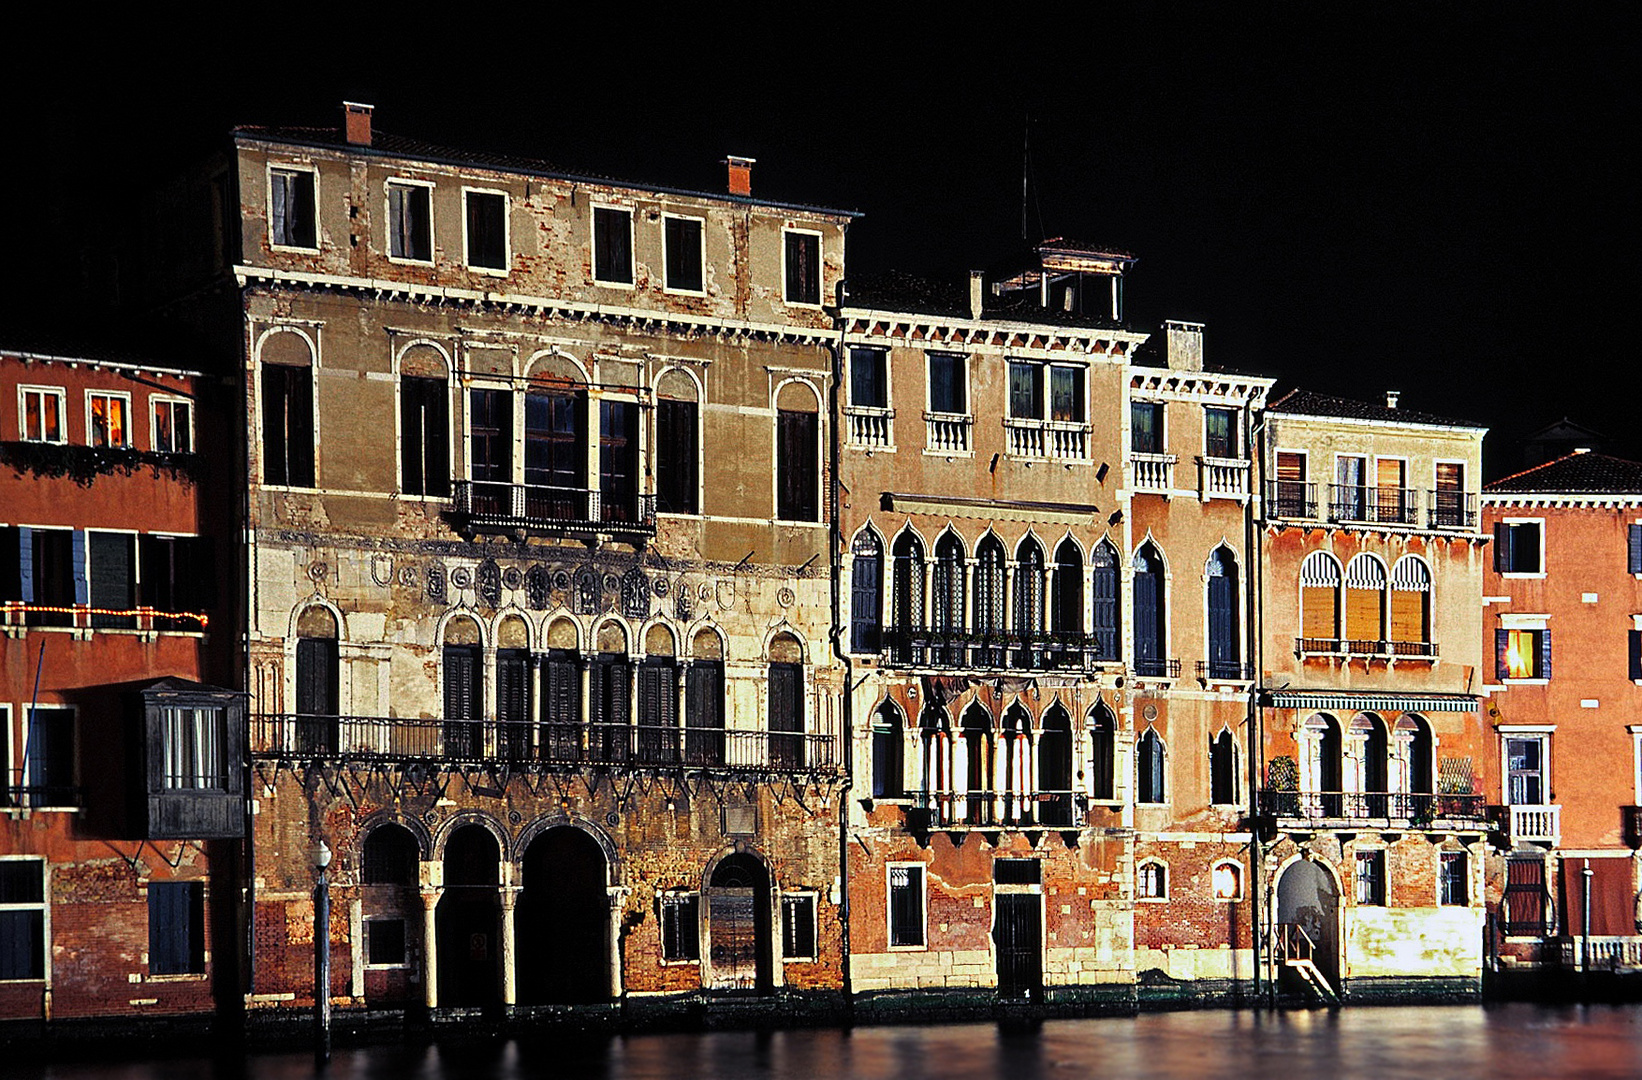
[706, 852, 772, 993]
[517, 826, 611, 1004]
[1275, 857, 1341, 991]
[435, 824, 501, 1006]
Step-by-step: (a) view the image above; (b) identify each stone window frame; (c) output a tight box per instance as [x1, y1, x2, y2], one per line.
[0, 855, 48, 983]
[1136, 858, 1168, 902]
[266, 162, 320, 253]
[17, 385, 67, 444]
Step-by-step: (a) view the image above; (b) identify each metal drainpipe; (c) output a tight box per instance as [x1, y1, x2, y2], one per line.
[1247, 403, 1268, 1005]
[828, 272, 855, 1012]
[239, 286, 257, 1015]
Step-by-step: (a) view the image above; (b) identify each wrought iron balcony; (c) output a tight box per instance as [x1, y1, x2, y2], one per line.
[1196, 659, 1254, 681]
[910, 789, 1086, 830]
[449, 480, 655, 541]
[1294, 637, 1438, 659]
[1328, 484, 1419, 527]
[1265, 479, 1319, 520]
[251, 714, 838, 774]
[1427, 489, 1477, 530]
[879, 627, 1113, 672]
[1258, 788, 1486, 825]
[1132, 656, 1183, 679]
[0, 784, 83, 809]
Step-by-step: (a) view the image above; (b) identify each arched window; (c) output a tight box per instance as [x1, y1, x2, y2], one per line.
[932, 533, 966, 665]
[850, 530, 884, 655]
[890, 532, 925, 664]
[1000, 704, 1032, 823]
[920, 707, 951, 820]
[960, 704, 994, 826]
[1051, 537, 1084, 636]
[872, 701, 905, 800]
[1137, 727, 1166, 804]
[1088, 700, 1116, 801]
[1344, 554, 1387, 647]
[1133, 543, 1166, 677]
[654, 368, 699, 515]
[1206, 547, 1241, 679]
[1209, 728, 1236, 806]
[974, 535, 1007, 666]
[1405, 714, 1434, 797]
[362, 823, 420, 886]
[1014, 536, 1046, 668]
[1212, 861, 1243, 901]
[1038, 704, 1074, 826]
[1390, 556, 1432, 654]
[1137, 860, 1167, 900]
[295, 606, 339, 755]
[768, 633, 805, 768]
[590, 622, 631, 763]
[1353, 713, 1390, 817]
[1303, 713, 1344, 816]
[1091, 540, 1121, 662]
[442, 616, 483, 759]
[1300, 552, 1342, 648]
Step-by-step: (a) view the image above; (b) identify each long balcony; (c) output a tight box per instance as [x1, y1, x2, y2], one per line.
[449, 481, 655, 541]
[1, 601, 208, 633]
[251, 714, 838, 774]
[1258, 788, 1487, 826]
[1294, 637, 1439, 660]
[910, 789, 1086, 830]
[880, 628, 1114, 673]
[1557, 937, 1642, 972]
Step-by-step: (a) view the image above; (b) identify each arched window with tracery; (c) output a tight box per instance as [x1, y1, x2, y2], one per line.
[974, 535, 1007, 666]
[1000, 704, 1032, 823]
[890, 532, 925, 665]
[932, 532, 967, 665]
[1014, 536, 1046, 668]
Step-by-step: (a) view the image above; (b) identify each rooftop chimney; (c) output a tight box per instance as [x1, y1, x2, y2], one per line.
[725, 155, 755, 197]
[1164, 320, 1204, 372]
[969, 271, 985, 321]
[343, 102, 374, 147]
[1385, 390, 1400, 409]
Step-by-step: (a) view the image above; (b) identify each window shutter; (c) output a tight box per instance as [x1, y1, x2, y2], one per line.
[89, 532, 134, 628]
[1630, 524, 1642, 574]
[1208, 571, 1236, 665]
[497, 651, 529, 724]
[609, 660, 631, 725]
[850, 551, 882, 654]
[71, 531, 89, 606]
[1629, 631, 1642, 682]
[262, 366, 289, 486]
[400, 380, 424, 495]
[1539, 630, 1552, 681]
[1496, 628, 1510, 681]
[1494, 523, 1510, 573]
[288, 367, 315, 487]
[424, 381, 449, 497]
[4, 526, 27, 603]
[1134, 566, 1161, 662]
[1389, 589, 1424, 643]
[543, 652, 580, 724]
[443, 646, 478, 722]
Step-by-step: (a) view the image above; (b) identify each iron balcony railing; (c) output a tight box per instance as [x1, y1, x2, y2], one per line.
[911, 789, 1086, 829]
[1258, 788, 1486, 824]
[880, 628, 1115, 672]
[1196, 659, 1254, 681]
[1294, 637, 1439, 659]
[1265, 479, 1319, 520]
[1427, 489, 1478, 530]
[1132, 656, 1183, 679]
[0, 784, 83, 809]
[251, 714, 838, 773]
[1328, 484, 1419, 526]
[449, 480, 656, 540]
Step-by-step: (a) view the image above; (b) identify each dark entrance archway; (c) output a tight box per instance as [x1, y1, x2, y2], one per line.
[706, 853, 771, 992]
[517, 826, 611, 1004]
[1275, 857, 1341, 991]
[436, 824, 501, 1006]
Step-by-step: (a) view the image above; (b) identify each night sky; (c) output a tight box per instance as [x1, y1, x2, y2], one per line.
[8, 6, 1634, 474]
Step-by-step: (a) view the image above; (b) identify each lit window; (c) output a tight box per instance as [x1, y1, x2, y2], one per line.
[152, 398, 193, 454]
[88, 392, 131, 448]
[19, 387, 65, 443]
[1499, 627, 1550, 680]
[1137, 861, 1167, 900]
[386, 181, 432, 262]
[1212, 861, 1242, 901]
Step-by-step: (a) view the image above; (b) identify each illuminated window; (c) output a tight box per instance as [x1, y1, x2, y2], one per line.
[1498, 627, 1550, 680]
[152, 398, 193, 454]
[1212, 861, 1243, 901]
[19, 387, 65, 443]
[1137, 860, 1167, 900]
[87, 392, 131, 448]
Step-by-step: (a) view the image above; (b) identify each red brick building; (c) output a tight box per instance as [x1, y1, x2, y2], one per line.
[1482, 452, 1642, 975]
[0, 343, 240, 1035]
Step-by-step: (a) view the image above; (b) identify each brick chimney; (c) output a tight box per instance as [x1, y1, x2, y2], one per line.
[969, 271, 985, 320]
[1165, 320, 1204, 372]
[343, 102, 374, 147]
[1385, 390, 1400, 409]
[725, 156, 755, 197]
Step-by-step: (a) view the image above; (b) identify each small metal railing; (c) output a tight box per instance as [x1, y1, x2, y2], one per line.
[449, 480, 656, 539]
[1265, 480, 1319, 520]
[0, 784, 83, 809]
[1328, 484, 1419, 526]
[1132, 656, 1183, 679]
[1197, 659, 1253, 681]
[1259, 788, 1487, 823]
[1427, 489, 1477, 530]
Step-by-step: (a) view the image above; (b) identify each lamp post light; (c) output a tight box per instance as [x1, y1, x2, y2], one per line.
[312, 839, 332, 1066]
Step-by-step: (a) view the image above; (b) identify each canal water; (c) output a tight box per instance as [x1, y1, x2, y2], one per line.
[14, 1004, 1642, 1080]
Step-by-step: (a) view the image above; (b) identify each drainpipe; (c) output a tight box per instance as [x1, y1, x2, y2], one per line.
[1582, 858, 1593, 981]
[1248, 402, 1268, 1006]
[829, 271, 855, 1015]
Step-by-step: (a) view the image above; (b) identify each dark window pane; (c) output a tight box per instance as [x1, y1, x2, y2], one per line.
[776, 410, 818, 521]
[594, 207, 633, 283]
[388, 184, 431, 261]
[465, 191, 507, 270]
[1131, 401, 1162, 454]
[850, 348, 887, 409]
[664, 217, 703, 292]
[148, 881, 204, 975]
[367, 919, 407, 965]
[784, 231, 820, 304]
[656, 398, 698, 514]
[1008, 362, 1042, 420]
[1050, 366, 1084, 423]
[928, 354, 965, 414]
[1205, 407, 1236, 458]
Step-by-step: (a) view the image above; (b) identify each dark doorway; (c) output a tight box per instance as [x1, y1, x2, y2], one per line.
[517, 826, 610, 1004]
[707, 853, 772, 992]
[436, 825, 500, 1007]
[993, 860, 1043, 1002]
[1276, 858, 1340, 990]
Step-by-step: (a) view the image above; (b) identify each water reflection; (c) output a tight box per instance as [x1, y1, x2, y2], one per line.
[16, 1004, 1642, 1080]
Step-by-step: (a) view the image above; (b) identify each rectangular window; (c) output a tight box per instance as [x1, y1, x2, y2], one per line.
[262, 363, 314, 487]
[781, 894, 817, 959]
[0, 859, 47, 980]
[269, 167, 317, 250]
[1050, 366, 1085, 423]
[1335, 455, 1367, 519]
[1275, 451, 1308, 516]
[776, 410, 818, 522]
[88, 530, 136, 629]
[140, 534, 214, 628]
[593, 207, 633, 284]
[19, 528, 76, 628]
[88, 392, 131, 448]
[19, 387, 65, 443]
[663, 215, 704, 293]
[1495, 521, 1544, 575]
[366, 918, 407, 966]
[148, 880, 204, 975]
[1434, 462, 1467, 527]
[1505, 736, 1546, 805]
[656, 398, 699, 514]
[469, 388, 513, 484]
[850, 347, 888, 409]
[1497, 627, 1551, 681]
[1629, 523, 1642, 574]
[1131, 401, 1163, 454]
[400, 376, 450, 497]
[464, 190, 508, 271]
[1355, 850, 1385, 906]
[659, 893, 700, 962]
[162, 706, 228, 790]
[152, 398, 193, 454]
[1440, 852, 1468, 906]
[599, 400, 640, 522]
[1008, 361, 1043, 420]
[784, 230, 821, 305]
[524, 389, 583, 495]
[1205, 407, 1237, 458]
[928, 353, 966, 414]
[888, 864, 925, 947]
[387, 181, 432, 262]
[24, 706, 75, 808]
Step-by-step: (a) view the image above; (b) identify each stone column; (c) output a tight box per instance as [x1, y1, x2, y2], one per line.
[994, 730, 1011, 823]
[499, 885, 520, 1006]
[419, 886, 443, 1010]
[605, 886, 629, 999]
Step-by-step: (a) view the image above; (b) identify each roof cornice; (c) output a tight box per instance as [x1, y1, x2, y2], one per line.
[840, 309, 1148, 359]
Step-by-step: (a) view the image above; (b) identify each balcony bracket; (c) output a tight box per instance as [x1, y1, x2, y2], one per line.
[1059, 830, 1080, 850]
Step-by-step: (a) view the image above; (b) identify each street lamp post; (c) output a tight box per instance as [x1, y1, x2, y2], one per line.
[312, 840, 332, 1066]
[1582, 858, 1593, 980]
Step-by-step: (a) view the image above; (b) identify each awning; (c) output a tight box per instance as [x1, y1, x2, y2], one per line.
[1267, 690, 1478, 713]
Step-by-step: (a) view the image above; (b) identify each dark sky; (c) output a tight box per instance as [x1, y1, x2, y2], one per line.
[9, 6, 1635, 474]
